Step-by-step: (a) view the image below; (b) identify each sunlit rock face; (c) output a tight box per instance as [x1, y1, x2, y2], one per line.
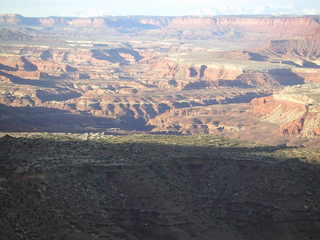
[0, 14, 320, 145]
[251, 84, 320, 137]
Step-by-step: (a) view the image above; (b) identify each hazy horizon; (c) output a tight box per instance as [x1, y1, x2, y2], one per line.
[1, 0, 320, 17]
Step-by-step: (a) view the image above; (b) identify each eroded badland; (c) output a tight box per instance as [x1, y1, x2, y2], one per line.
[1, 14, 320, 239]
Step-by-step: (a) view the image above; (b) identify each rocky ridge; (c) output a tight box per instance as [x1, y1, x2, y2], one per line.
[0, 133, 320, 240]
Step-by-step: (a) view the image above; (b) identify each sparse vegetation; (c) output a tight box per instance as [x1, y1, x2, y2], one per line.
[1, 13, 320, 240]
[0, 132, 320, 239]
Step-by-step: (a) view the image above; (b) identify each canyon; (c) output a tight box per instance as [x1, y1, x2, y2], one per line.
[1, 14, 320, 240]
[1, 15, 320, 144]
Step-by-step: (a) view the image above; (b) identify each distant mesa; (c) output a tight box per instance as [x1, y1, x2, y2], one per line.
[0, 14, 319, 39]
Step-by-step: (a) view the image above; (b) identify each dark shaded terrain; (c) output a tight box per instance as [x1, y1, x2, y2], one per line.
[0, 13, 320, 239]
[0, 71, 56, 88]
[0, 104, 151, 132]
[0, 28, 33, 41]
[0, 133, 320, 240]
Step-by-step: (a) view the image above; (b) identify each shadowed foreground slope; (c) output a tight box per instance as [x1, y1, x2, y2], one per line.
[0, 133, 320, 240]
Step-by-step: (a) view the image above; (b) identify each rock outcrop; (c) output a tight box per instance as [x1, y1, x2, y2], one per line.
[1, 14, 320, 144]
[251, 84, 320, 137]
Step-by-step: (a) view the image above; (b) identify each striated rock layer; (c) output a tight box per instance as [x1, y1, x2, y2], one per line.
[0, 14, 319, 39]
[251, 84, 320, 137]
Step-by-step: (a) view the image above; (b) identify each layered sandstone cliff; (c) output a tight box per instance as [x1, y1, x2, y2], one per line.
[251, 84, 320, 137]
[1, 16, 320, 144]
[1, 14, 319, 39]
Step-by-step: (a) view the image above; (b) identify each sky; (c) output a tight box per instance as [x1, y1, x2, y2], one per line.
[1, 0, 320, 17]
